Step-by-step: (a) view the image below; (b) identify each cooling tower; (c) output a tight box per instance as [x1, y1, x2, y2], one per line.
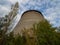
[13, 10, 44, 35]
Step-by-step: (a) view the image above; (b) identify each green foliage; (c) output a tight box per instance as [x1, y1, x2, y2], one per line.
[0, 18, 60, 45]
[33, 20, 60, 45]
[0, 31, 25, 45]
[0, 2, 20, 45]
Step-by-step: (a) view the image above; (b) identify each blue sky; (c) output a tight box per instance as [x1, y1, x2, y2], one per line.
[0, 0, 60, 27]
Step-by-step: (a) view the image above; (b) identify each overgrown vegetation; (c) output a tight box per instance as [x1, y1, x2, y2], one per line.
[0, 2, 60, 45]
[0, 20, 60, 45]
[33, 20, 60, 45]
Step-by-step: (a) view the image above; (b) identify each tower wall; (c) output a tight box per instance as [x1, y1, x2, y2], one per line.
[13, 10, 44, 35]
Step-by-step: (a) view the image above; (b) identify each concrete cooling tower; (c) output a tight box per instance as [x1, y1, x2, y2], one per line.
[13, 10, 44, 35]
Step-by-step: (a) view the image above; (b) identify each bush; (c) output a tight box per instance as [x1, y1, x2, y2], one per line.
[0, 20, 60, 45]
[33, 20, 60, 45]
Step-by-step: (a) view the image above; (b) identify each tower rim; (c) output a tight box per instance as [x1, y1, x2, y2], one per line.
[21, 10, 44, 18]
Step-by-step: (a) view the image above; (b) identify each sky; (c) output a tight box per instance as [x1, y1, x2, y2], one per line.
[0, 0, 60, 27]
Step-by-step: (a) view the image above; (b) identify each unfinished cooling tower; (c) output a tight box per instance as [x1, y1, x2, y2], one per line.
[13, 10, 44, 35]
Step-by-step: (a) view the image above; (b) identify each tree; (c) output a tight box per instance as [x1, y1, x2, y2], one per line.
[0, 2, 19, 34]
[0, 2, 19, 45]
[8, 2, 19, 21]
[33, 20, 60, 45]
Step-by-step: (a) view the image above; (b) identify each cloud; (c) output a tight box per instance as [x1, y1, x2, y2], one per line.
[8, 0, 18, 3]
[0, 5, 10, 17]
[43, 2, 60, 27]
[0, 0, 60, 27]
[8, 0, 29, 4]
